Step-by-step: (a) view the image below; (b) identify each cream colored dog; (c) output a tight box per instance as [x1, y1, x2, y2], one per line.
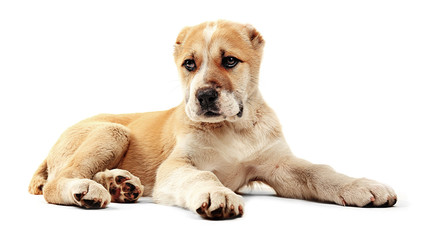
[29, 20, 397, 219]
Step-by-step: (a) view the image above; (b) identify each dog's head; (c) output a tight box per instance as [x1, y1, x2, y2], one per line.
[174, 20, 264, 123]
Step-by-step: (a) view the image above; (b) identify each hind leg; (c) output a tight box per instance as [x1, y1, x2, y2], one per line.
[94, 169, 144, 203]
[45, 177, 111, 208]
[42, 122, 131, 209]
[28, 159, 48, 195]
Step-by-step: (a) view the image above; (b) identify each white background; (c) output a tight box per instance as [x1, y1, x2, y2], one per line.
[1, 0, 423, 239]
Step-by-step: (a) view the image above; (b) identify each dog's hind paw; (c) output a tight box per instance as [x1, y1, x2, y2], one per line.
[70, 179, 111, 209]
[94, 169, 144, 203]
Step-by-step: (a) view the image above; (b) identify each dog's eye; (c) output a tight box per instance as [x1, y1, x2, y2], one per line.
[222, 56, 240, 69]
[183, 59, 196, 72]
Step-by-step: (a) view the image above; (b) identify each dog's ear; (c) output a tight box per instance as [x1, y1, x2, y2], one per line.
[245, 24, 264, 50]
[175, 26, 190, 46]
[174, 26, 190, 59]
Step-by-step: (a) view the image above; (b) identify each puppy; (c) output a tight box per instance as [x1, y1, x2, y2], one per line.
[29, 20, 397, 219]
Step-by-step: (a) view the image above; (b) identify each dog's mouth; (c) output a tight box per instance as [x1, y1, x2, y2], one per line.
[204, 111, 221, 117]
[236, 105, 244, 118]
[200, 103, 243, 119]
[199, 103, 222, 118]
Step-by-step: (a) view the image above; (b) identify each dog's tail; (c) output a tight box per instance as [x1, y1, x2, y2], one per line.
[28, 159, 48, 195]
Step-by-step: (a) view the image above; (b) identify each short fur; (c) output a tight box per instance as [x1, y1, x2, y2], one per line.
[29, 20, 397, 219]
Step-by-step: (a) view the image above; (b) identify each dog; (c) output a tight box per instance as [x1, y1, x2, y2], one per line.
[28, 20, 397, 219]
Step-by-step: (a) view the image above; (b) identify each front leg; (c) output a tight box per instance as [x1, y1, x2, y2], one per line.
[258, 145, 397, 207]
[152, 155, 244, 219]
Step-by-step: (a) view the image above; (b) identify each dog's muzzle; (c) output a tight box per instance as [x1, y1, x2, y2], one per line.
[195, 88, 243, 118]
[196, 88, 220, 117]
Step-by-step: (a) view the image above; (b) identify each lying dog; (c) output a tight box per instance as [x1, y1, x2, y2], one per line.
[29, 20, 397, 219]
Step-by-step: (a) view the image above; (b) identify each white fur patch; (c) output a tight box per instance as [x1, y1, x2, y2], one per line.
[203, 22, 217, 46]
[185, 54, 208, 121]
[185, 23, 219, 121]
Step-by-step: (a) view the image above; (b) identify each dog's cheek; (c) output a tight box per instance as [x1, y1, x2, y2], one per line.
[184, 103, 197, 121]
[231, 65, 251, 98]
[185, 87, 190, 103]
[219, 91, 240, 116]
[181, 73, 196, 103]
[185, 92, 202, 121]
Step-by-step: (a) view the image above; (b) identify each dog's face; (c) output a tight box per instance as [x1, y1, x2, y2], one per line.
[174, 20, 264, 123]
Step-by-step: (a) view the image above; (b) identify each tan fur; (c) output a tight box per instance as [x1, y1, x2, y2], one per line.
[29, 20, 397, 219]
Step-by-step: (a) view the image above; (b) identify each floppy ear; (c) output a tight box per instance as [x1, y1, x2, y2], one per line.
[174, 26, 190, 59]
[245, 24, 265, 50]
[175, 26, 191, 45]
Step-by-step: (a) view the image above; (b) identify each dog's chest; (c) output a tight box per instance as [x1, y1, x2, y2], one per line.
[196, 130, 257, 159]
[210, 131, 261, 161]
[183, 127, 276, 190]
[184, 126, 274, 169]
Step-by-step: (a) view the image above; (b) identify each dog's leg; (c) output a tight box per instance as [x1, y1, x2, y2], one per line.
[153, 154, 244, 219]
[41, 122, 131, 208]
[257, 143, 397, 207]
[28, 159, 48, 195]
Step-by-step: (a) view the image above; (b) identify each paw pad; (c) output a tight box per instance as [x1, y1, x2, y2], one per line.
[108, 175, 143, 203]
[93, 169, 144, 204]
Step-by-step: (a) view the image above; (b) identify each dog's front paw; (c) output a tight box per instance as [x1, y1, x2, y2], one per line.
[337, 178, 397, 207]
[189, 187, 244, 220]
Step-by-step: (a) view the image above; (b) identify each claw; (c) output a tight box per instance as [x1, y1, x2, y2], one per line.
[340, 197, 347, 206]
[196, 202, 208, 215]
[229, 205, 236, 217]
[74, 191, 87, 201]
[238, 205, 244, 215]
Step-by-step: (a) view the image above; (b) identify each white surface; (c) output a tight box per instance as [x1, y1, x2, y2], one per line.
[1, 0, 423, 239]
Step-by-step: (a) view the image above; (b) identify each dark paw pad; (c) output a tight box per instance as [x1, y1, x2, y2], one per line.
[115, 176, 129, 184]
[74, 192, 85, 202]
[109, 176, 142, 203]
[81, 199, 102, 209]
[211, 205, 224, 219]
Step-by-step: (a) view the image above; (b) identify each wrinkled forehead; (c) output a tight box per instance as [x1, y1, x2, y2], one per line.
[178, 21, 254, 61]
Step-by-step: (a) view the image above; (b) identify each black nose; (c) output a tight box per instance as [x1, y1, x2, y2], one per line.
[196, 88, 218, 110]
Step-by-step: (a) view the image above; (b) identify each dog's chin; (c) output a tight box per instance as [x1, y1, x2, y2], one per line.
[185, 106, 244, 123]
